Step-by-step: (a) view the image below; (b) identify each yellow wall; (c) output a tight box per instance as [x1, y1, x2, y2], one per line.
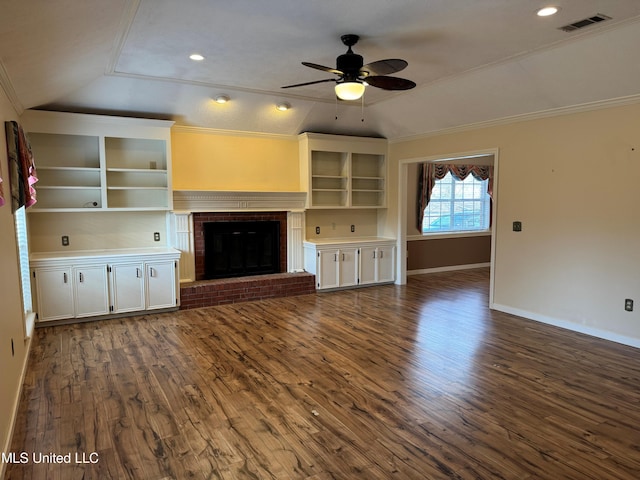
[171, 129, 300, 192]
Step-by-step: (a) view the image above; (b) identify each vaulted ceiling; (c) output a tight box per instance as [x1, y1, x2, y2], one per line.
[1, 0, 639, 139]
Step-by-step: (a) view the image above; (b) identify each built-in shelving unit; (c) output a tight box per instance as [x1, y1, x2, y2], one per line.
[351, 152, 385, 208]
[28, 133, 103, 209]
[105, 137, 170, 209]
[22, 111, 173, 212]
[299, 133, 387, 209]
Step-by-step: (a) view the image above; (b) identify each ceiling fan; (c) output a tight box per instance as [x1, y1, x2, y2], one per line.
[282, 34, 416, 101]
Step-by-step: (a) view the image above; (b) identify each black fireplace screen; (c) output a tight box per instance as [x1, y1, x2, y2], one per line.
[203, 221, 281, 279]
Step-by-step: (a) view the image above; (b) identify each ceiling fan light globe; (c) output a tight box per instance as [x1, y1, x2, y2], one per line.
[335, 82, 366, 101]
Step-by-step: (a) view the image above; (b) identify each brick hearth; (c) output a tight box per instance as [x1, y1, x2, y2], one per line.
[179, 272, 316, 309]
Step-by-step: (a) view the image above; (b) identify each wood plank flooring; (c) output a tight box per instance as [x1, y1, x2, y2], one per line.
[5, 268, 640, 479]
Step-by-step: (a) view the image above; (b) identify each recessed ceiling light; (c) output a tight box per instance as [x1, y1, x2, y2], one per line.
[189, 53, 205, 61]
[537, 6, 560, 17]
[276, 102, 291, 111]
[214, 95, 230, 104]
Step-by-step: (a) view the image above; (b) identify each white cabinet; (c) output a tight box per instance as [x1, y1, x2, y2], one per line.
[359, 245, 396, 286]
[316, 247, 359, 289]
[109, 262, 145, 314]
[73, 265, 110, 318]
[145, 260, 178, 310]
[34, 264, 109, 321]
[304, 238, 396, 290]
[299, 133, 387, 209]
[21, 110, 173, 212]
[31, 249, 180, 323]
[33, 267, 74, 321]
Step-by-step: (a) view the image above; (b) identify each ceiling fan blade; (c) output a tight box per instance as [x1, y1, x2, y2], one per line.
[281, 78, 337, 89]
[360, 59, 408, 76]
[302, 62, 343, 75]
[365, 76, 416, 91]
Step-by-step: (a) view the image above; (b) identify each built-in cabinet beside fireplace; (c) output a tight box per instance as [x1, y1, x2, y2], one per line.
[303, 238, 396, 290]
[21, 110, 181, 324]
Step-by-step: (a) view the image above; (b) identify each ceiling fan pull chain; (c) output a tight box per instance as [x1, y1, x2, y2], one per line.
[361, 93, 365, 122]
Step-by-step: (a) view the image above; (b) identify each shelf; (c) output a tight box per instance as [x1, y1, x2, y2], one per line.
[300, 133, 387, 209]
[106, 188, 170, 209]
[106, 167, 168, 173]
[105, 137, 167, 170]
[22, 111, 174, 212]
[38, 186, 101, 190]
[37, 168, 101, 189]
[38, 166, 100, 172]
[32, 188, 103, 209]
[106, 169, 168, 189]
[28, 133, 100, 169]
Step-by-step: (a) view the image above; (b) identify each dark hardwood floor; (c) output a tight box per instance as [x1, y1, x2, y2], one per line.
[5, 268, 640, 479]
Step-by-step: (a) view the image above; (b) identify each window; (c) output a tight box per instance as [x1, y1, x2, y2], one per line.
[422, 171, 491, 233]
[14, 206, 35, 337]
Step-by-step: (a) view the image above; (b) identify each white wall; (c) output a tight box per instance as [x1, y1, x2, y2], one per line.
[389, 101, 640, 347]
[0, 89, 31, 471]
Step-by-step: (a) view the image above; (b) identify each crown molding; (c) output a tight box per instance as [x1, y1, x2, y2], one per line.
[389, 93, 640, 144]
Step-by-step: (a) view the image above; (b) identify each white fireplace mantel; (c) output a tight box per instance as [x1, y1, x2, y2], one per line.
[172, 190, 307, 212]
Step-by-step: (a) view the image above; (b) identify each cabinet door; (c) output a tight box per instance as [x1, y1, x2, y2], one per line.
[34, 267, 74, 321]
[317, 250, 339, 289]
[338, 248, 358, 287]
[110, 263, 145, 313]
[377, 246, 396, 283]
[145, 261, 177, 309]
[358, 246, 377, 285]
[73, 265, 109, 318]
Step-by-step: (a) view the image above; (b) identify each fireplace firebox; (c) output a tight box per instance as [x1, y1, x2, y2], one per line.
[203, 220, 281, 279]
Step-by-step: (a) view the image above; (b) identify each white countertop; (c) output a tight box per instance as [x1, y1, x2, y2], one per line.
[303, 237, 396, 246]
[30, 247, 181, 262]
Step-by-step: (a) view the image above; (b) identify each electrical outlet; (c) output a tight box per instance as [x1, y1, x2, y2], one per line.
[154, 232, 161, 241]
[61, 235, 69, 246]
[513, 221, 522, 232]
[351, 224, 355, 233]
[625, 299, 634, 312]
[315, 226, 320, 235]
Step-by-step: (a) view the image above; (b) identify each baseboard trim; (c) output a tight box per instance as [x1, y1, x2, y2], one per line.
[492, 303, 640, 349]
[408, 262, 490, 276]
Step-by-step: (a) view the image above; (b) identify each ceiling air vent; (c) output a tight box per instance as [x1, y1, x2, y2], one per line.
[559, 14, 611, 32]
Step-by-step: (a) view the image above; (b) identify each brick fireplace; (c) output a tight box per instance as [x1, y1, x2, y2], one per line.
[193, 211, 288, 281]
[172, 190, 315, 309]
